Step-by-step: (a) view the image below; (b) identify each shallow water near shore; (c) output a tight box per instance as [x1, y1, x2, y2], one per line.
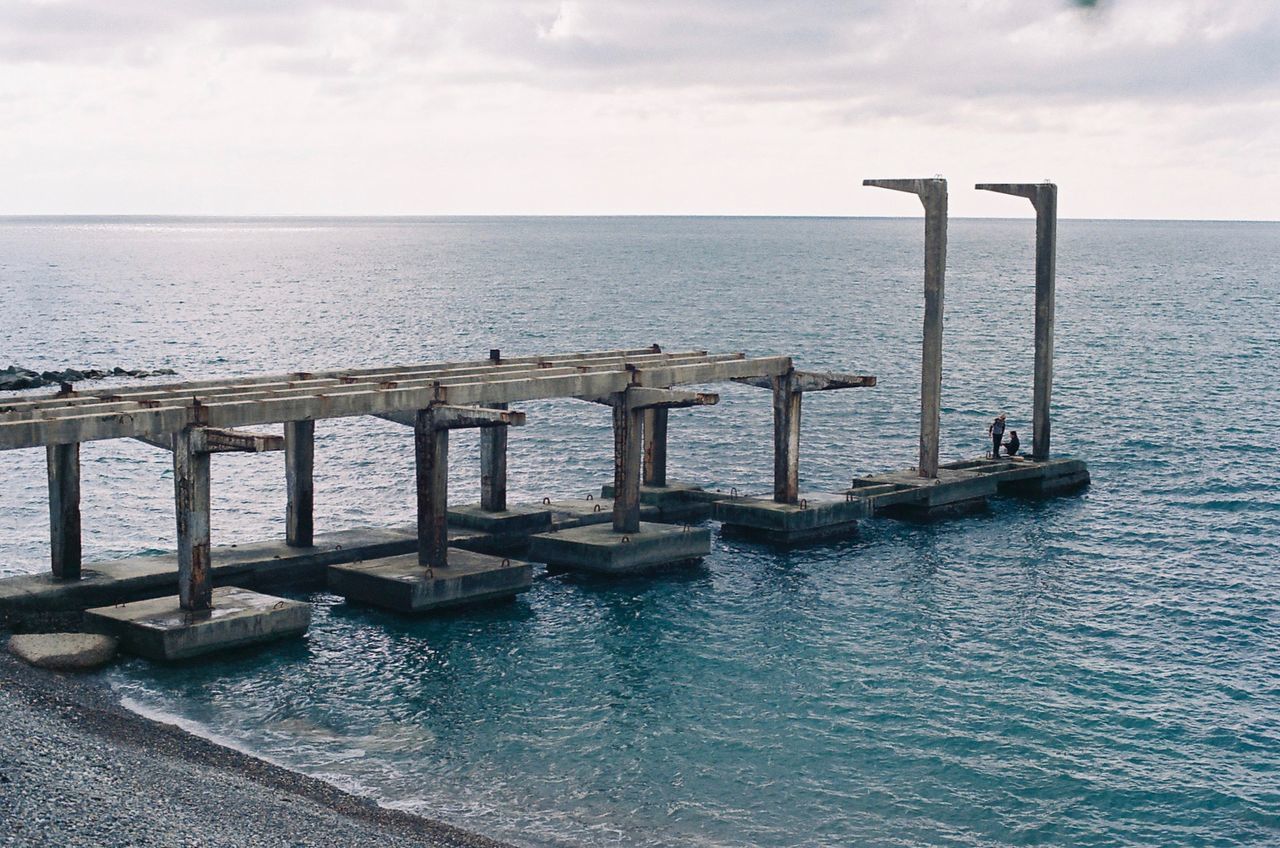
[2, 216, 1278, 846]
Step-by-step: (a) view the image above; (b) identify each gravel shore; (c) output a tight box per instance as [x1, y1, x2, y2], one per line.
[0, 652, 516, 848]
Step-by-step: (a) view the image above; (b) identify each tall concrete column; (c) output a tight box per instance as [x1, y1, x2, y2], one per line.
[772, 370, 802, 504]
[977, 182, 1057, 460]
[864, 177, 948, 478]
[643, 407, 668, 488]
[612, 395, 643, 534]
[174, 427, 212, 611]
[284, 420, 314, 547]
[414, 409, 449, 570]
[480, 403, 508, 512]
[46, 443, 81, 581]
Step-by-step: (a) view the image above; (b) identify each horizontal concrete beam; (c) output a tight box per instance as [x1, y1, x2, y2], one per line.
[734, 371, 876, 392]
[131, 428, 285, 453]
[627, 388, 719, 410]
[976, 182, 1044, 200]
[0, 356, 791, 450]
[577, 388, 720, 409]
[376, 405, 527, 429]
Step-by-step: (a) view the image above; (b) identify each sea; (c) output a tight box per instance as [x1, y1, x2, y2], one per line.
[1, 216, 1277, 847]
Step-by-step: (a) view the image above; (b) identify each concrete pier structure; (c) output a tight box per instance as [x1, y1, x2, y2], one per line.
[531, 385, 721, 573]
[712, 369, 876, 544]
[46, 442, 81, 581]
[977, 181, 1058, 460]
[864, 177, 948, 479]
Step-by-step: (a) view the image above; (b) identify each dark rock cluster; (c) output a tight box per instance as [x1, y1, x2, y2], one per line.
[0, 365, 178, 392]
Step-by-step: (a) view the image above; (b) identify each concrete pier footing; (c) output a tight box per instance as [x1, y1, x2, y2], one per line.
[714, 493, 869, 545]
[529, 522, 711, 575]
[447, 503, 553, 536]
[328, 549, 533, 613]
[86, 585, 310, 661]
[599, 480, 725, 522]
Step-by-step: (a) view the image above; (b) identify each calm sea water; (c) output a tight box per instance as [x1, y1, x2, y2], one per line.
[1, 217, 1278, 847]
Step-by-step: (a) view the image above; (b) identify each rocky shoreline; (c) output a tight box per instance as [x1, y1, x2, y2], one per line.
[0, 651, 518, 848]
[0, 365, 177, 392]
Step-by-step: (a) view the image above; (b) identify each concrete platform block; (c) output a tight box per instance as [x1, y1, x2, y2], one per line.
[7, 632, 118, 671]
[598, 481, 720, 521]
[543, 498, 660, 530]
[86, 586, 310, 662]
[529, 522, 710, 575]
[714, 493, 868, 545]
[448, 503, 552, 535]
[328, 549, 533, 613]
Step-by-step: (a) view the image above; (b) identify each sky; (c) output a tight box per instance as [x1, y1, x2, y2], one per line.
[0, 0, 1276, 219]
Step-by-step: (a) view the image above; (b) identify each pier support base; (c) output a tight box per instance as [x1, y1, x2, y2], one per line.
[599, 480, 720, 521]
[529, 522, 710, 575]
[86, 586, 310, 661]
[448, 503, 553, 536]
[328, 549, 532, 613]
[714, 493, 868, 546]
[858, 468, 996, 521]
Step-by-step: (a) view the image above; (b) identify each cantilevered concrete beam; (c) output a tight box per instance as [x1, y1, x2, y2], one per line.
[977, 181, 1057, 461]
[132, 428, 285, 453]
[864, 177, 948, 478]
[376, 405, 526, 429]
[734, 371, 876, 392]
[577, 388, 719, 410]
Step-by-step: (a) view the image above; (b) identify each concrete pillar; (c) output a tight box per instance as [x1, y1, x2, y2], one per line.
[976, 182, 1057, 460]
[414, 409, 449, 569]
[46, 443, 81, 581]
[1032, 187, 1057, 461]
[284, 420, 314, 547]
[864, 178, 947, 478]
[772, 370, 802, 504]
[480, 403, 508, 512]
[612, 395, 643, 534]
[643, 407, 668, 488]
[174, 427, 211, 611]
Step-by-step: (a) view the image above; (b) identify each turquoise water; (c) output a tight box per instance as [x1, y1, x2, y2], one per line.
[1, 217, 1278, 846]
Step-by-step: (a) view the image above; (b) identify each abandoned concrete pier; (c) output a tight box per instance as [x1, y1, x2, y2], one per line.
[0, 178, 1089, 661]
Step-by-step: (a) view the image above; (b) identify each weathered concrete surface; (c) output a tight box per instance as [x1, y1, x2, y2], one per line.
[529, 522, 710, 575]
[856, 467, 995, 520]
[448, 503, 553, 535]
[0, 526, 455, 618]
[86, 586, 310, 661]
[7, 632, 117, 670]
[328, 549, 532, 613]
[598, 481, 724, 521]
[544, 498, 660, 531]
[715, 493, 868, 545]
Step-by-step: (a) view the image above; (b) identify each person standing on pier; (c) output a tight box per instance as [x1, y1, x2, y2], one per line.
[988, 413, 1007, 459]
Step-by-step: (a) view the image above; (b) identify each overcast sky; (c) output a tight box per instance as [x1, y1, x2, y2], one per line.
[1, 0, 1276, 218]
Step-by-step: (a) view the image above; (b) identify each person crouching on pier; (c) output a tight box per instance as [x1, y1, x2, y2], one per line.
[988, 413, 1006, 459]
[1004, 430, 1021, 458]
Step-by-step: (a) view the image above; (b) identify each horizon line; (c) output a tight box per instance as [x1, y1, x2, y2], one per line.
[1, 213, 1277, 224]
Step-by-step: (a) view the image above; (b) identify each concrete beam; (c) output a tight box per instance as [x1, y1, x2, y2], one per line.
[734, 371, 876, 392]
[865, 176, 947, 478]
[977, 181, 1057, 460]
[284, 420, 314, 548]
[579, 388, 719, 410]
[0, 354, 789, 449]
[46, 443, 81, 581]
[131, 428, 283, 453]
[173, 427, 212, 611]
[377, 405, 526, 430]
